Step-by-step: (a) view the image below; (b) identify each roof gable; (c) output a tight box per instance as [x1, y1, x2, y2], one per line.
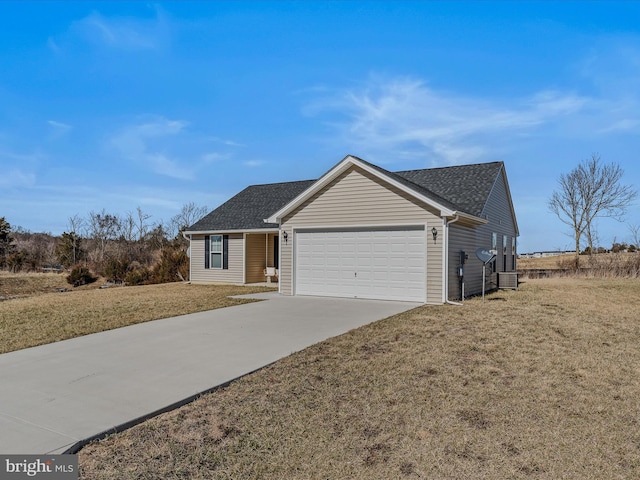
[187, 156, 508, 233]
[266, 155, 463, 224]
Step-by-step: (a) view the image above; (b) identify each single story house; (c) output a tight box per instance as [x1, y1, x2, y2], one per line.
[184, 155, 518, 304]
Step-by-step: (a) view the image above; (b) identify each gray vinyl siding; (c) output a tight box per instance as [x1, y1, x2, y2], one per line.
[279, 166, 443, 303]
[190, 233, 243, 283]
[448, 167, 517, 299]
[448, 223, 481, 300]
[480, 168, 517, 272]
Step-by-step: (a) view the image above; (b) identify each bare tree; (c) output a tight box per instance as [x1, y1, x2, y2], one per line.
[67, 214, 86, 238]
[549, 154, 637, 260]
[629, 223, 640, 249]
[88, 210, 121, 263]
[168, 202, 208, 240]
[135, 207, 152, 242]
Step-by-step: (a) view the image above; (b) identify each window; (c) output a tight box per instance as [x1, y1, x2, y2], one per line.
[205, 234, 228, 270]
[503, 235, 508, 272]
[210, 235, 223, 269]
[491, 233, 498, 273]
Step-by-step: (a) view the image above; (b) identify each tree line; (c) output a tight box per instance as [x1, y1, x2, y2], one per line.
[0, 203, 208, 286]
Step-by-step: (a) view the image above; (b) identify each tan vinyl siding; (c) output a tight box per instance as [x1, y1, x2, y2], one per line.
[426, 219, 444, 304]
[190, 233, 243, 283]
[283, 167, 432, 226]
[280, 233, 293, 295]
[266, 233, 276, 269]
[279, 166, 443, 301]
[245, 234, 270, 283]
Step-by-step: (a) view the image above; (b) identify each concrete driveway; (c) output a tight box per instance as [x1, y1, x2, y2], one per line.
[0, 293, 419, 454]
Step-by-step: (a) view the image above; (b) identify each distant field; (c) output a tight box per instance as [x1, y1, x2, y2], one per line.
[517, 254, 575, 270]
[0, 272, 275, 354]
[518, 252, 640, 277]
[79, 277, 640, 479]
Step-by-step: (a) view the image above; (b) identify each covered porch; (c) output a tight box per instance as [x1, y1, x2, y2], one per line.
[244, 232, 279, 284]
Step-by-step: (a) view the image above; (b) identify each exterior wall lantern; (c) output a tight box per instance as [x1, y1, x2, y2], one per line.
[282, 231, 288, 243]
[431, 227, 438, 242]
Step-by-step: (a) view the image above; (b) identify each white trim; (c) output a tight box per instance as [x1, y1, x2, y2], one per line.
[242, 233, 246, 284]
[444, 215, 461, 304]
[288, 227, 294, 295]
[441, 218, 447, 304]
[209, 235, 223, 269]
[266, 155, 458, 223]
[184, 228, 279, 235]
[188, 233, 192, 282]
[278, 228, 282, 294]
[286, 222, 428, 232]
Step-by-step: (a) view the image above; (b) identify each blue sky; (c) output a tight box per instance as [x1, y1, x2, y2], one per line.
[1, 1, 639, 252]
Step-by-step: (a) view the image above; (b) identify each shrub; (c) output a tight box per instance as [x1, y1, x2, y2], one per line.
[151, 248, 189, 284]
[125, 266, 151, 286]
[67, 265, 97, 287]
[103, 257, 129, 284]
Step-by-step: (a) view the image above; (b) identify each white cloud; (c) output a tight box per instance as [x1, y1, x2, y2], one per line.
[202, 152, 229, 163]
[208, 137, 246, 147]
[47, 120, 73, 139]
[0, 169, 36, 188]
[50, 8, 170, 53]
[243, 160, 266, 168]
[306, 77, 597, 166]
[111, 117, 194, 180]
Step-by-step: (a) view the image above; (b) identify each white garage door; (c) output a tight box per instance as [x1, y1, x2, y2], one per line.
[295, 228, 426, 302]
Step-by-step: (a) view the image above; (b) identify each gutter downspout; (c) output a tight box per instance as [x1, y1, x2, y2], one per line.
[444, 214, 462, 306]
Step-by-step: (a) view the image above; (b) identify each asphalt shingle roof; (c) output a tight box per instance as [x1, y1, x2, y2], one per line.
[187, 160, 504, 232]
[188, 180, 316, 231]
[395, 161, 504, 217]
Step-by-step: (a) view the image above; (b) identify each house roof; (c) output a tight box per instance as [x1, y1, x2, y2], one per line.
[187, 180, 315, 232]
[395, 161, 504, 218]
[186, 157, 505, 233]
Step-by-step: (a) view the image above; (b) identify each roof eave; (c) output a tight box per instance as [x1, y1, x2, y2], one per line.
[266, 155, 457, 223]
[183, 227, 280, 235]
[449, 211, 488, 226]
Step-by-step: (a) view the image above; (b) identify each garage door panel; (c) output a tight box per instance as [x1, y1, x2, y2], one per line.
[295, 228, 426, 302]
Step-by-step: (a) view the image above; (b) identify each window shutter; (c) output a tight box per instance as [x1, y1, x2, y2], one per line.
[204, 235, 210, 269]
[223, 235, 229, 269]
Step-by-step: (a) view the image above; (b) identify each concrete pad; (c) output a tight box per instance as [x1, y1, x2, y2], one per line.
[0, 294, 419, 454]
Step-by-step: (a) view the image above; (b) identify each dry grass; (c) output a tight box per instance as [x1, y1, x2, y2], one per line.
[517, 254, 576, 270]
[0, 272, 275, 354]
[79, 277, 640, 479]
[519, 252, 640, 278]
[0, 271, 82, 298]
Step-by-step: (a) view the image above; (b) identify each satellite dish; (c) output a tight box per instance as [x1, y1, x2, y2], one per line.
[476, 248, 496, 264]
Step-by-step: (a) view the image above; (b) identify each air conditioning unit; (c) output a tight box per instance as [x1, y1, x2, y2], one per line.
[498, 272, 518, 289]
